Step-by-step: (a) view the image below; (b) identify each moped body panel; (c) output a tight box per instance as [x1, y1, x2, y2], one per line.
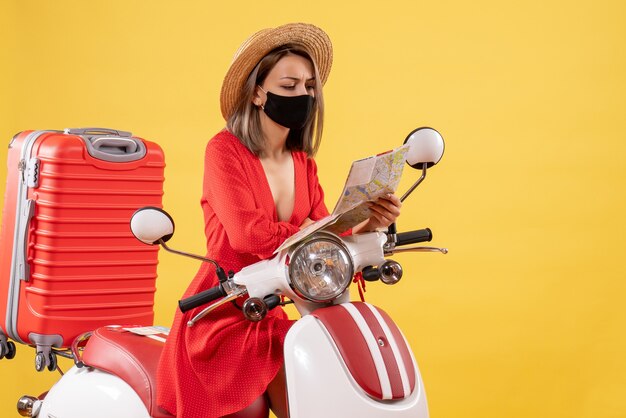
[38, 366, 151, 418]
[284, 303, 429, 418]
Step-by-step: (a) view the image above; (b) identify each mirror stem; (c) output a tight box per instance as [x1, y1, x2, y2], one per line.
[387, 163, 428, 249]
[159, 239, 228, 282]
[400, 163, 428, 203]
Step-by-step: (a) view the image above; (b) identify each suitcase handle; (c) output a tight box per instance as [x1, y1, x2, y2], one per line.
[84, 137, 147, 162]
[64, 127, 132, 137]
[92, 137, 139, 154]
[16, 200, 36, 282]
[65, 127, 148, 162]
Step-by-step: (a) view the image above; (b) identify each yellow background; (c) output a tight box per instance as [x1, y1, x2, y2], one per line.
[1, 0, 625, 417]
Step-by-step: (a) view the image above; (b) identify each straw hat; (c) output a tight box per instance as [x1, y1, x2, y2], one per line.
[220, 23, 333, 120]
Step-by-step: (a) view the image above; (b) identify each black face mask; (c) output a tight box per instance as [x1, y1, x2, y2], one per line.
[260, 88, 315, 130]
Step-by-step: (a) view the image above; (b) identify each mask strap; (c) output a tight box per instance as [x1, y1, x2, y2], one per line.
[257, 85, 267, 110]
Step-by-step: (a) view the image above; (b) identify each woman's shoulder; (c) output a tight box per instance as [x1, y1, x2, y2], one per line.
[208, 129, 240, 149]
[292, 149, 313, 163]
[206, 130, 254, 158]
[293, 150, 319, 171]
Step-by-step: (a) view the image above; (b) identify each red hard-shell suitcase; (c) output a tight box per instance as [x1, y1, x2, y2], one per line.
[0, 128, 165, 370]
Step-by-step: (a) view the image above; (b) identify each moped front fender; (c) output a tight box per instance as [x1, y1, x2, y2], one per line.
[284, 302, 428, 418]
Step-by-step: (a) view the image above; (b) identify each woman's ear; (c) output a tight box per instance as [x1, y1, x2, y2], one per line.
[253, 86, 264, 107]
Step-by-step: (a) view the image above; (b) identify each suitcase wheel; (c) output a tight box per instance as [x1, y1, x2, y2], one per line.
[35, 346, 58, 372]
[5, 341, 16, 360]
[47, 351, 58, 372]
[35, 351, 57, 372]
[0, 340, 16, 360]
[35, 352, 46, 372]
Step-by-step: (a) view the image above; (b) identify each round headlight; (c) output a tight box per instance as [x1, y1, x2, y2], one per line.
[287, 232, 354, 302]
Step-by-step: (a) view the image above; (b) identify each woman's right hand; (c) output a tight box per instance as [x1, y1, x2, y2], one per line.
[352, 193, 402, 234]
[300, 217, 315, 230]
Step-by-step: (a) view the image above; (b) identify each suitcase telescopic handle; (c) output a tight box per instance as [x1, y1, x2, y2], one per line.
[64, 127, 132, 138]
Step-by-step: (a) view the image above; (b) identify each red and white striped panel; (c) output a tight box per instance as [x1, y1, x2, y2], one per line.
[312, 302, 416, 400]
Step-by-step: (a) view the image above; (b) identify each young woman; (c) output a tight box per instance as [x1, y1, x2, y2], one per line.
[157, 23, 402, 418]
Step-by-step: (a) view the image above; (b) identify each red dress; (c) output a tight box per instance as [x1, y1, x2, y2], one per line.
[157, 130, 330, 417]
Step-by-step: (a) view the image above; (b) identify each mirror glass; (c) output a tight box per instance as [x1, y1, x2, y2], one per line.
[404, 127, 445, 169]
[130, 207, 175, 245]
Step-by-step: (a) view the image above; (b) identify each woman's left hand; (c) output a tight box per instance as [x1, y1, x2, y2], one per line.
[352, 193, 402, 234]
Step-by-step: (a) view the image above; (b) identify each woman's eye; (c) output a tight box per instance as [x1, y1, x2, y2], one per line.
[306, 85, 315, 91]
[282, 85, 296, 90]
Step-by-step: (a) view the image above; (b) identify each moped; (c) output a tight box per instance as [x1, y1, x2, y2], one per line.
[16, 127, 446, 418]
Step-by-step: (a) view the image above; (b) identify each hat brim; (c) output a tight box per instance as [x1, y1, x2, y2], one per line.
[220, 23, 333, 121]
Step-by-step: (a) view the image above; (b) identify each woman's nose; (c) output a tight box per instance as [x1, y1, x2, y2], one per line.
[296, 84, 309, 95]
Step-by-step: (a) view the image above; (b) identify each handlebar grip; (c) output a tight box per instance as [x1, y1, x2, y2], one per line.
[362, 266, 381, 282]
[264, 294, 281, 310]
[396, 228, 432, 246]
[178, 286, 226, 313]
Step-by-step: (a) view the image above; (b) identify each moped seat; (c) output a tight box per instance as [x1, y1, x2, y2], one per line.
[82, 326, 173, 418]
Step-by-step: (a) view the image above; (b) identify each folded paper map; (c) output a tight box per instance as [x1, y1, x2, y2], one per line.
[274, 144, 409, 253]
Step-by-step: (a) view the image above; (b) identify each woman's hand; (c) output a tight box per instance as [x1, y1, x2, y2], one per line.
[300, 217, 315, 230]
[352, 193, 402, 234]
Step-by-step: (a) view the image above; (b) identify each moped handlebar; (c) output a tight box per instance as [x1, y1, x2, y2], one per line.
[396, 228, 432, 246]
[179, 285, 226, 313]
[178, 227, 436, 315]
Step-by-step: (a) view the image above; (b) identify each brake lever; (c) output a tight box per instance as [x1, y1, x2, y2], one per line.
[387, 246, 448, 255]
[187, 287, 247, 327]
